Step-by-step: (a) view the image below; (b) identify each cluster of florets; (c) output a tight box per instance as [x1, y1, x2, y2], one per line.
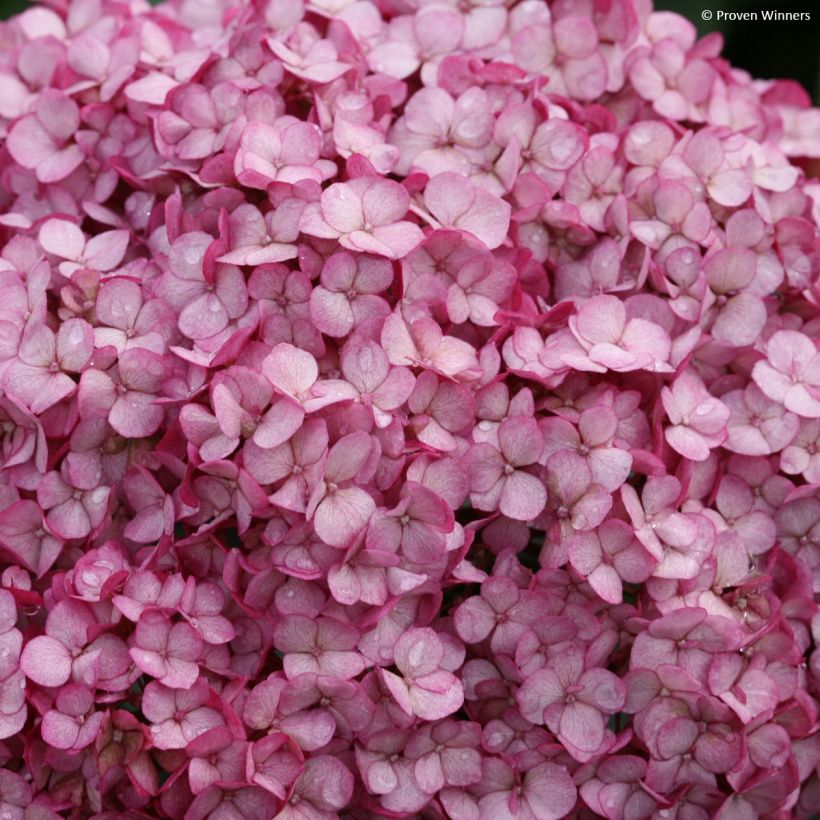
[0, 0, 817, 817]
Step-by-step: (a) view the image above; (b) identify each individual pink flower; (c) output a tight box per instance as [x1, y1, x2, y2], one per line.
[388, 86, 494, 177]
[629, 178, 712, 250]
[0, 772, 31, 820]
[468, 416, 547, 521]
[128, 611, 203, 689]
[579, 756, 658, 820]
[514, 615, 582, 679]
[705, 475, 777, 556]
[621, 475, 697, 560]
[186, 785, 280, 820]
[178, 577, 236, 645]
[234, 118, 331, 188]
[216, 202, 302, 266]
[328, 542, 400, 607]
[367, 482, 454, 564]
[0, 590, 25, 739]
[67, 541, 130, 603]
[121, 467, 175, 544]
[154, 81, 244, 162]
[355, 729, 429, 813]
[93, 277, 173, 354]
[562, 144, 625, 233]
[494, 104, 588, 192]
[517, 645, 626, 760]
[774, 496, 820, 579]
[445, 252, 516, 327]
[473, 382, 534, 447]
[701, 247, 767, 347]
[246, 732, 304, 800]
[37, 467, 111, 541]
[300, 177, 424, 259]
[752, 329, 820, 418]
[186, 365, 298, 460]
[113, 571, 185, 622]
[6, 89, 84, 183]
[306, 430, 376, 547]
[244, 419, 328, 513]
[408, 371, 474, 453]
[159, 231, 248, 341]
[678, 129, 754, 207]
[381, 313, 482, 381]
[269, 36, 351, 83]
[780, 418, 820, 482]
[564, 295, 672, 373]
[249, 264, 322, 354]
[142, 677, 224, 750]
[473, 758, 578, 820]
[309, 251, 392, 337]
[20, 599, 101, 688]
[278, 672, 375, 736]
[405, 719, 482, 793]
[379, 627, 464, 721]
[273, 615, 365, 680]
[262, 342, 357, 415]
[662, 370, 730, 461]
[542, 450, 613, 540]
[568, 519, 656, 604]
[38, 218, 129, 276]
[340, 339, 416, 428]
[186, 727, 248, 795]
[630, 607, 744, 680]
[41, 684, 104, 752]
[242, 675, 336, 752]
[513, 17, 608, 101]
[0, 499, 62, 577]
[366, 4, 465, 81]
[78, 348, 167, 439]
[722, 383, 800, 455]
[707, 652, 778, 725]
[554, 234, 630, 308]
[276, 756, 354, 820]
[95, 709, 157, 797]
[539, 405, 632, 492]
[3, 318, 94, 414]
[629, 37, 716, 121]
[637, 694, 744, 792]
[453, 575, 543, 654]
[423, 172, 511, 250]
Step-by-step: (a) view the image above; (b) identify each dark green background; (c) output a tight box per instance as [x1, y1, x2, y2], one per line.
[0, 0, 817, 101]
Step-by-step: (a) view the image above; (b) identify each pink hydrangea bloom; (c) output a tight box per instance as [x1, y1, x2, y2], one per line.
[662, 370, 731, 461]
[6, 90, 84, 183]
[0, 0, 816, 815]
[41, 684, 104, 752]
[301, 177, 424, 259]
[234, 119, 331, 188]
[753, 329, 820, 417]
[568, 519, 656, 603]
[517, 644, 626, 760]
[564, 295, 673, 373]
[38, 218, 128, 276]
[128, 611, 203, 689]
[310, 252, 392, 337]
[4, 319, 94, 414]
[159, 231, 248, 341]
[379, 627, 464, 721]
[468, 417, 547, 521]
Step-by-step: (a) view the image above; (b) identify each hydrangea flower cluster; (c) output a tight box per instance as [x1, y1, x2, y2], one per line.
[0, 0, 818, 817]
